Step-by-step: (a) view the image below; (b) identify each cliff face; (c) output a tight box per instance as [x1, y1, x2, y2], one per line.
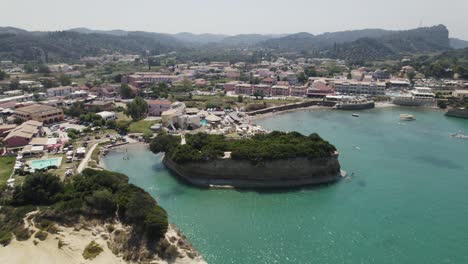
[164, 154, 342, 188]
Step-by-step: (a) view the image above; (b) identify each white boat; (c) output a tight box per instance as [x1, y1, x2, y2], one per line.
[352, 113, 360, 117]
[400, 114, 416, 121]
[450, 133, 468, 139]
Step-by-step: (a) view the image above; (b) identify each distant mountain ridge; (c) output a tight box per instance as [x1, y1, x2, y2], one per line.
[0, 25, 460, 62]
[260, 25, 451, 60]
[450, 38, 468, 49]
[0, 27, 187, 62]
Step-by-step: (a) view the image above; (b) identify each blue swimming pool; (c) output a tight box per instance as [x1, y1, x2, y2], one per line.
[30, 157, 62, 170]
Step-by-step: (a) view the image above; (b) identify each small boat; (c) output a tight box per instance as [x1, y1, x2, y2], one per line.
[450, 133, 468, 139]
[400, 114, 415, 121]
[352, 113, 360, 117]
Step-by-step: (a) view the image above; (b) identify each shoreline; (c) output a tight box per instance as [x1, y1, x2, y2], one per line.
[248, 101, 398, 122]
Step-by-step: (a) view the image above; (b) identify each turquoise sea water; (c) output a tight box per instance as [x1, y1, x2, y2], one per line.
[102, 107, 468, 264]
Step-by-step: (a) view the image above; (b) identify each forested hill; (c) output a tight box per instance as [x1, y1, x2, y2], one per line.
[324, 25, 451, 61]
[0, 28, 187, 62]
[261, 25, 452, 60]
[0, 25, 459, 63]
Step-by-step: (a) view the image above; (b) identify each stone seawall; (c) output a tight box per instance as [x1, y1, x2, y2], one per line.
[446, 109, 468, 119]
[163, 155, 342, 188]
[248, 100, 336, 116]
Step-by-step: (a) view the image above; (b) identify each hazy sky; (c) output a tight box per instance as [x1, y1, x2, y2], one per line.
[2, 0, 467, 39]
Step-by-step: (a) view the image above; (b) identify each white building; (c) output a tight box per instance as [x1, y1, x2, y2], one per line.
[97, 111, 117, 121]
[334, 81, 386, 96]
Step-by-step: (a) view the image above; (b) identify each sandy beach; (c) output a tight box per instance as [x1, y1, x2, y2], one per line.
[0, 217, 206, 264]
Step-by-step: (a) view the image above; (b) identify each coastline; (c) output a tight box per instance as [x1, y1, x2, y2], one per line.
[163, 154, 343, 189]
[248, 101, 398, 122]
[97, 143, 207, 264]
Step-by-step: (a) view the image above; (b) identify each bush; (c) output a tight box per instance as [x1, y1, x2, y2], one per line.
[84, 189, 117, 216]
[14, 227, 32, 241]
[34, 230, 48, 241]
[13, 173, 64, 205]
[82, 241, 103, 260]
[150, 133, 180, 154]
[144, 206, 168, 242]
[0, 231, 12, 246]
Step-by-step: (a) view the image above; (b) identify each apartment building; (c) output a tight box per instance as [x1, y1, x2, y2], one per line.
[334, 81, 386, 95]
[14, 104, 64, 124]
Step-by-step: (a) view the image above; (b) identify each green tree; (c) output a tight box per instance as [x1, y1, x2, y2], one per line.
[407, 71, 416, 86]
[113, 74, 122, 83]
[237, 95, 243, 103]
[297, 72, 308, 84]
[33, 93, 41, 102]
[58, 74, 71, 86]
[13, 173, 64, 205]
[144, 206, 168, 242]
[0, 70, 8, 81]
[116, 120, 130, 134]
[119, 84, 134, 99]
[85, 190, 116, 215]
[437, 100, 447, 109]
[125, 96, 148, 121]
[24, 64, 35, 74]
[9, 78, 20, 90]
[37, 64, 51, 75]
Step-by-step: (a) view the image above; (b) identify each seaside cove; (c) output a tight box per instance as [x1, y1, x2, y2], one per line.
[103, 107, 468, 264]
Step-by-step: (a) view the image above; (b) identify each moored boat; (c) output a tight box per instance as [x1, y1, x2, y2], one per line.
[400, 114, 416, 121]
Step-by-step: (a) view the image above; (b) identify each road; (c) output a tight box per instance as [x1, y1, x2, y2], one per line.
[76, 142, 99, 174]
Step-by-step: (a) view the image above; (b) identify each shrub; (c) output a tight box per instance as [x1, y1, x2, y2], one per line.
[14, 228, 32, 241]
[144, 206, 168, 242]
[84, 189, 117, 216]
[34, 230, 48, 241]
[13, 173, 64, 205]
[82, 241, 103, 260]
[0, 231, 12, 246]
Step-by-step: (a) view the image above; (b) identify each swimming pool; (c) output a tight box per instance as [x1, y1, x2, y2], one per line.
[30, 157, 62, 170]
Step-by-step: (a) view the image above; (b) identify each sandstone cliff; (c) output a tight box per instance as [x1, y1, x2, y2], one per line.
[164, 154, 342, 188]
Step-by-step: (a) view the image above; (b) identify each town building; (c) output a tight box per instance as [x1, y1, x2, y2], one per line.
[261, 77, 275, 86]
[225, 68, 241, 79]
[47, 86, 73, 97]
[235, 84, 253, 95]
[147, 99, 172, 116]
[252, 84, 271, 97]
[123, 72, 180, 88]
[97, 111, 117, 121]
[453, 90, 468, 99]
[0, 124, 17, 137]
[334, 81, 386, 96]
[373, 69, 391, 80]
[271, 85, 290, 97]
[0, 93, 47, 105]
[289, 86, 308, 97]
[14, 104, 64, 124]
[388, 80, 411, 90]
[223, 81, 240, 92]
[3, 120, 43, 149]
[84, 101, 114, 111]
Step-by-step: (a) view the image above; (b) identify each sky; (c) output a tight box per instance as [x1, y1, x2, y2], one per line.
[2, 0, 468, 39]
